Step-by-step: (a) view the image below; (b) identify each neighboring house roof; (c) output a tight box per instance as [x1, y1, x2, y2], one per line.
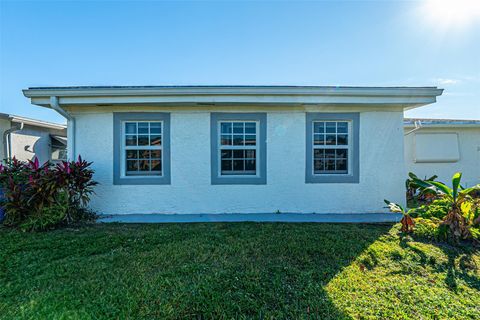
[23, 85, 443, 110]
[50, 135, 67, 147]
[404, 118, 480, 128]
[0, 113, 66, 131]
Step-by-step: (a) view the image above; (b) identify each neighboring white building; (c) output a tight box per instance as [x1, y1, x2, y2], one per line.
[23, 86, 443, 214]
[404, 118, 480, 187]
[0, 113, 67, 164]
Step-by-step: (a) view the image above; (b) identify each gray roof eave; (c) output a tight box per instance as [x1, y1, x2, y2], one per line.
[23, 85, 444, 98]
[404, 118, 480, 128]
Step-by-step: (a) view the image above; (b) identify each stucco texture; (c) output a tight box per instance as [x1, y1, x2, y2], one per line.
[10, 125, 66, 164]
[74, 108, 406, 214]
[0, 118, 10, 161]
[404, 127, 480, 187]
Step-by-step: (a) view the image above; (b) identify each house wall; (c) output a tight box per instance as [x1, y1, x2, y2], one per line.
[10, 125, 66, 164]
[72, 107, 406, 214]
[404, 127, 480, 187]
[0, 118, 10, 161]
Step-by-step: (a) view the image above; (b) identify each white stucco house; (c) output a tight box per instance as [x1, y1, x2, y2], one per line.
[0, 113, 67, 164]
[23, 86, 443, 215]
[404, 118, 480, 187]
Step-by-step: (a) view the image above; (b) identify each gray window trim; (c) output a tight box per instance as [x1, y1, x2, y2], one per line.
[113, 112, 171, 185]
[305, 112, 360, 183]
[211, 113, 267, 185]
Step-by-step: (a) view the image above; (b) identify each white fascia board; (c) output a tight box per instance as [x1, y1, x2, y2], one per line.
[404, 123, 480, 128]
[404, 118, 480, 128]
[10, 115, 67, 130]
[23, 86, 443, 110]
[23, 86, 443, 97]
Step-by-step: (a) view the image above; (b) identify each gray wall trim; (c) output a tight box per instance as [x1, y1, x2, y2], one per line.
[305, 112, 360, 183]
[113, 112, 171, 185]
[211, 113, 267, 185]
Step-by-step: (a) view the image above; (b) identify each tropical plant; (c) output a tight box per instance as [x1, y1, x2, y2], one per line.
[462, 198, 480, 231]
[0, 158, 34, 225]
[410, 172, 480, 241]
[0, 156, 98, 231]
[55, 156, 98, 223]
[405, 172, 438, 205]
[384, 200, 415, 233]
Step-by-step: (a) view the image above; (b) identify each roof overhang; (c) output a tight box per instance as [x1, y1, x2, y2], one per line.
[404, 118, 480, 128]
[0, 112, 66, 130]
[23, 85, 443, 111]
[51, 135, 67, 147]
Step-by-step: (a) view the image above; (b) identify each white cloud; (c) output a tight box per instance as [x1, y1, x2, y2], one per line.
[435, 78, 460, 85]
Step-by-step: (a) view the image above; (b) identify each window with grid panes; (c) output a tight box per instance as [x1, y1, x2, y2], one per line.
[123, 121, 162, 176]
[219, 121, 258, 175]
[312, 121, 350, 174]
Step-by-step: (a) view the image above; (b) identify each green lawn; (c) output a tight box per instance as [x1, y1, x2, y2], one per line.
[1, 223, 479, 319]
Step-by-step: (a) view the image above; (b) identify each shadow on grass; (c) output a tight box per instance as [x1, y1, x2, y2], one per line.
[394, 234, 479, 292]
[443, 246, 480, 291]
[0, 222, 392, 319]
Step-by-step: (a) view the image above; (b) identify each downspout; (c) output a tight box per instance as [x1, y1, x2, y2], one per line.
[2, 122, 24, 160]
[50, 96, 75, 160]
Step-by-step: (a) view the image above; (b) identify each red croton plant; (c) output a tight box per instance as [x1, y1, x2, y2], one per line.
[0, 156, 98, 228]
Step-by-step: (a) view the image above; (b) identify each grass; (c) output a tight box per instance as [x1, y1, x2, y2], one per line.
[1, 223, 479, 319]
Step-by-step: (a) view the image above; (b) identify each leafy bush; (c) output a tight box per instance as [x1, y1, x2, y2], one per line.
[411, 198, 451, 219]
[388, 172, 480, 244]
[409, 172, 480, 241]
[69, 207, 97, 223]
[412, 218, 448, 242]
[470, 226, 480, 240]
[412, 199, 479, 244]
[405, 173, 438, 206]
[0, 156, 98, 231]
[20, 197, 68, 232]
[461, 199, 480, 226]
[54, 158, 98, 223]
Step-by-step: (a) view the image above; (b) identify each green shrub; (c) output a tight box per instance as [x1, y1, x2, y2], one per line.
[69, 207, 98, 223]
[412, 200, 480, 244]
[20, 200, 68, 232]
[408, 172, 480, 242]
[470, 227, 480, 240]
[411, 198, 451, 219]
[405, 172, 438, 206]
[461, 199, 480, 226]
[412, 218, 448, 242]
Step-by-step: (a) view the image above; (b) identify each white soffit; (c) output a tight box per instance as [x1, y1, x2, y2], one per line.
[23, 86, 443, 110]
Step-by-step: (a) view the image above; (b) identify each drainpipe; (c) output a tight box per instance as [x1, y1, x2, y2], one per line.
[50, 96, 75, 160]
[404, 120, 422, 136]
[2, 122, 24, 160]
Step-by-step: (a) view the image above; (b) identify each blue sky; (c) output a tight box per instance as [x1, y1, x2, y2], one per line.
[1, 0, 479, 124]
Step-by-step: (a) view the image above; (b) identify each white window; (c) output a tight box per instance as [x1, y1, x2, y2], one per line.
[219, 121, 258, 176]
[123, 121, 162, 176]
[312, 121, 350, 174]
